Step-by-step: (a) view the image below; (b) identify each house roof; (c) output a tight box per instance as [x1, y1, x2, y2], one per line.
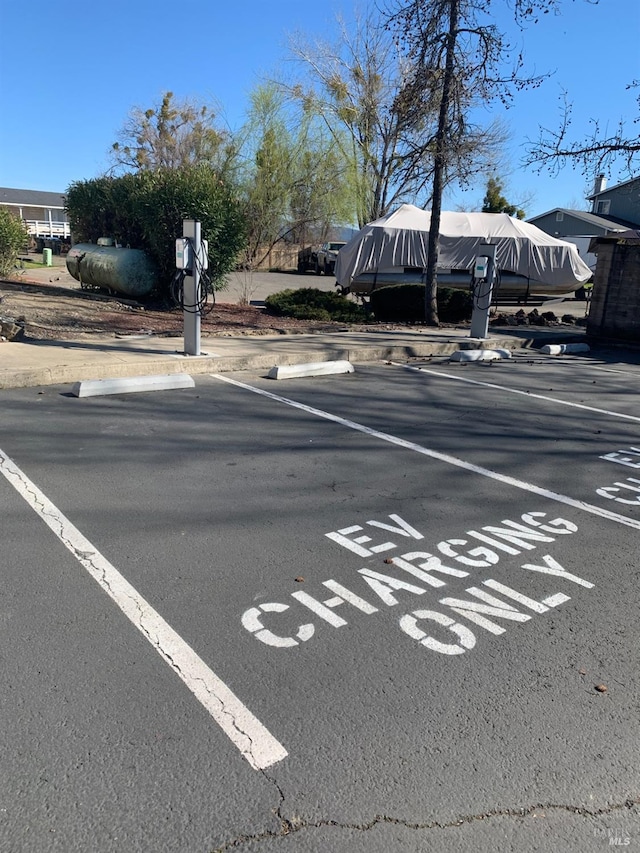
[0, 187, 66, 208]
[587, 175, 640, 200]
[527, 208, 633, 232]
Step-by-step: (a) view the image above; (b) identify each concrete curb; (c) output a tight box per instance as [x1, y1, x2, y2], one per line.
[0, 338, 532, 390]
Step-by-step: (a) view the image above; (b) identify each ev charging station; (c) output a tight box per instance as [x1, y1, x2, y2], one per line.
[175, 219, 209, 356]
[469, 243, 497, 340]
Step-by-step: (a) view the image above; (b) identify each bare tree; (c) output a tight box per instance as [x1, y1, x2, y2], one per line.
[385, 0, 561, 324]
[110, 91, 238, 177]
[284, 10, 503, 228]
[525, 84, 640, 178]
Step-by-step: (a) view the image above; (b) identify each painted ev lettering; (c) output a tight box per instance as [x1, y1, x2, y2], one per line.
[519, 512, 578, 535]
[438, 586, 532, 636]
[325, 514, 423, 557]
[597, 477, 640, 505]
[399, 610, 476, 655]
[399, 579, 571, 653]
[520, 554, 594, 589]
[597, 448, 640, 505]
[599, 447, 640, 469]
[241, 602, 314, 648]
[243, 511, 591, 656]
[357, 568, 427, 606]
[436, 539, 499, 568]
[391, 552, 470, 587]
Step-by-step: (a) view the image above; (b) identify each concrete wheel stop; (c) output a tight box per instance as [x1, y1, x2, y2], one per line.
[71, 374, 195, 398]
[267, 360, 354, 380]
[449, 348, 513, 362]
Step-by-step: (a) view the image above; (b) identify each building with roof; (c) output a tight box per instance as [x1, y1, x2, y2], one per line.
[0, 187, 70, 240]
[527, 175, 640, 274]
[587, 175, 640, 224]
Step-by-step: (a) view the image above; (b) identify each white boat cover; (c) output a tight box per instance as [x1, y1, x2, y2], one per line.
[335, 204, 592, 288]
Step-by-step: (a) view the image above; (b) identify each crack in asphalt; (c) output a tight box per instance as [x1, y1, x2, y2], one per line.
[261, 769, 297, 837]
[211, 795, 640, 850]
[1, 451, 272, 771]
[112, 595, 268, 770]
[96, 580, 264, 769]
[181, 669, 261, 767]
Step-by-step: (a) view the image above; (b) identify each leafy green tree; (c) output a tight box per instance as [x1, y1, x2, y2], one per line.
[0, 207, 29, 276]
[482, 177, 525, 219]
[237, 85, 354, 270]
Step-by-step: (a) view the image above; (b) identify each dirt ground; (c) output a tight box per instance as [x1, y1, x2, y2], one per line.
[1, 258, 587, 342]
[0, 278, 367, 341]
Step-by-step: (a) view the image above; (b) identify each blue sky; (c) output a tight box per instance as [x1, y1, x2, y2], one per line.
[0, 0, 638, 219]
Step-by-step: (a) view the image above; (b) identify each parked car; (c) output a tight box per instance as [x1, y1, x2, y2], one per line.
[315, 241, 346, 275]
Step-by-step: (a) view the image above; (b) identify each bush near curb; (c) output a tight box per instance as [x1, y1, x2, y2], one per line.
[370, 284, 474, 323]
[265, 288, 369, 323]
[0, 208, 29, 277]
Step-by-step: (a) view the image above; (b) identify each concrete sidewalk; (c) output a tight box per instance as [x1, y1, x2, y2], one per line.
[0, 323, 588, 391]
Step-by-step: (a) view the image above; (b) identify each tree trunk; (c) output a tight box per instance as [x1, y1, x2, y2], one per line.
[424, 0, 459, 325]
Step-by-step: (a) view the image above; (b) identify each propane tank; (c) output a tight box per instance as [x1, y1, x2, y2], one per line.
[66, 243, 156, 298]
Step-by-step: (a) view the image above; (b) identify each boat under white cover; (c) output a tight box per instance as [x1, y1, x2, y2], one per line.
[334, 204, 593, 297]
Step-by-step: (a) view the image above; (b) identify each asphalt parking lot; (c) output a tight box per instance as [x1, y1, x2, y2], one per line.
[1, 348, 639, 852]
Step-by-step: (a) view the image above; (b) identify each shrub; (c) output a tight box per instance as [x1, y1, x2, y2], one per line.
[439, 288, 474, 322]
[370, 285, 473, 323]
[369, 284, 423, 321]
[265, 288, 369, 323]
[66, 167, 246, 299]
[0, 208, 29, 277]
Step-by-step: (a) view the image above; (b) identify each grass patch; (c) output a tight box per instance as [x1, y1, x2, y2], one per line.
[16, 258, 49, 270]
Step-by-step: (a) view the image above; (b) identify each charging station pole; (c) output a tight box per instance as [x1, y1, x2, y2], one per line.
[469, 243, 497, 340]
[182, 219, 201, 356]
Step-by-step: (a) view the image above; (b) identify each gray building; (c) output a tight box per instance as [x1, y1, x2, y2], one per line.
[587, 175, 640, 224]
[527, 175, 640, 274]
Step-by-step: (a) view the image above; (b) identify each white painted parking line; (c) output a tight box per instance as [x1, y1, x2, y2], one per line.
[0, 447, 288, 771]
[213, 373, 640, 531]
[392, 362, 640, 424]
[589, 364, 640, 379]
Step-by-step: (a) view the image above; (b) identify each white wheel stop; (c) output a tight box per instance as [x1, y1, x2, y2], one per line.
[71, 374, 195, 398]
[449, 349, 512, 362]
[539, 343, 590, 355]
[267, 360, 354, 380]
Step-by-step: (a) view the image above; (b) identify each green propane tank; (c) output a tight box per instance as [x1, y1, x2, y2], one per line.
[42, 248, 53, 266]
[66, 243, 156, 298]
